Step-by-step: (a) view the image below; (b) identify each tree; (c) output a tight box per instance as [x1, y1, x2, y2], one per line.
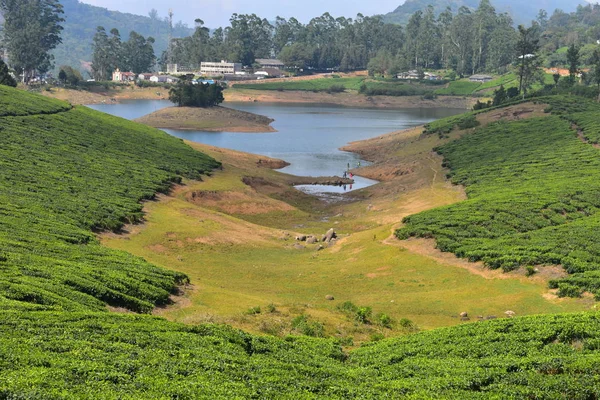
[0, 0, 64, 81]
[0, 59, 17, 87]
[553, 73, 561, 87]
[492, 84, 507, 106]
[58, 68, 67, 83]
[566, 43, 580, 82]
[59, 65, 82, 85]
[121, 31, 155, 74]
[169, 77, 224, 107]
[91, 26, 111, 81]
[516, 25, 540, 96]
[591, 49, 600, 102]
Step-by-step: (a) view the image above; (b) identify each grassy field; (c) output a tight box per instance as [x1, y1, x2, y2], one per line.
[102, 123, 591, 339]
[234, 76, 365, 92]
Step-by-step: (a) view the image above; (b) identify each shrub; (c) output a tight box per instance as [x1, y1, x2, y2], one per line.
[245, 306, 262, 315]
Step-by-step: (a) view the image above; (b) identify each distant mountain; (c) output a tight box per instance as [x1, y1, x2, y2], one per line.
[51, 0, 194, 75]
[383, 0, 586, 25]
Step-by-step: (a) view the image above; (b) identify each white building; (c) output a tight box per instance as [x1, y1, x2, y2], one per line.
[200, 61, 242, 76]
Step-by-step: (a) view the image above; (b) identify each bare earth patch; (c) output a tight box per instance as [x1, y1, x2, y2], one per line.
[186, 189, 296, 215]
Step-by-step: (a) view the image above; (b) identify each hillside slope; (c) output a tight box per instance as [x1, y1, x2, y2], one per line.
[51, 0, 193, 73]
[398, 96, 600, 299]
[383, 0, 585, 25]
[0, 86, 219, 312]
[0, 88, 599, 397]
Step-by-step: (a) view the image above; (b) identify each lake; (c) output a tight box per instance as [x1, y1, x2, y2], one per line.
[88, 100, 464, 194]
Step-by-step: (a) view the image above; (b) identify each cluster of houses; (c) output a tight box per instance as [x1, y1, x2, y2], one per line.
[112, 69, 180, 83]
[113, 59, 287, 83]
[396, 70, 494, 83]
[397, 70, 443, 80]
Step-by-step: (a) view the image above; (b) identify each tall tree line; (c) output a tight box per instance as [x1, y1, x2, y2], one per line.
[167, 0, 518, 76]
[91, 27, 155, 80]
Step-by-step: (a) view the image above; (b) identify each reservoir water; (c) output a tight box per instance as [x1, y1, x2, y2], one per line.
[88, 100, 464, 194]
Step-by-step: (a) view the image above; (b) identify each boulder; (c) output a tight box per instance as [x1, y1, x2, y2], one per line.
[296, 235, 307, 241]
[323, 228, 336, 243]
[293, 244, 305, 250]
[325, 295, 335, 301]
[504, 310, 516, 317]
[459, 312, 468, 318]
[317, 245, 325, 251]
[306, 236, 317, 244]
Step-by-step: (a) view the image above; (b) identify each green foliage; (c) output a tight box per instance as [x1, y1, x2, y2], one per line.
[337, 301, 373, 324]
[59, 65, 83, 85]
[291, 315, 325, 337]
[3, 311, 600, 397]
[399, 96, 600, 297]
[0, 86, 219, 312]
[0, 0, 64, 77]
[0, 60, 17, 87]
[245, 306, 262, 315]
[169, 79, 224, 107]
[376, 313, 393, 329]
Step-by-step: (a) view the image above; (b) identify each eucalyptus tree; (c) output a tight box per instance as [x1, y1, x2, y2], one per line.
[121, 31, 155, 74]
[472, 0, 497, 73]
[516, 24, 541, 95]
[449, 7, 475, 76]
[91, 26, 110, 80]
[487, 13, 518, 72]
[0, 0, 64, 80]
[225, 14, 273, 66]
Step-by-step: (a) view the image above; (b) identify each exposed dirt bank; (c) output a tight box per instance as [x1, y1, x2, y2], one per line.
[134, 106, 276, 132]
[41, 86, 169, 105]
[224, 88, 474, 109]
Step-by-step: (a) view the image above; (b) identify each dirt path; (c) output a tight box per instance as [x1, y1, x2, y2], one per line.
[572, 123, 600, 149]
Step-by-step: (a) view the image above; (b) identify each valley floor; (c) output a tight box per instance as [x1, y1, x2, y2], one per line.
[101, 102, 593, 343]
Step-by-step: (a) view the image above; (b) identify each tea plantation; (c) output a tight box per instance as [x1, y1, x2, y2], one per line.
[398, 96, 600, 298]
[0, 86, 220, 313]
[2, 310, 600, 398]
[3, 87, 600, 398]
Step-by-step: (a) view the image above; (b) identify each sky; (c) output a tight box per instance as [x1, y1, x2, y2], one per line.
[79, 0, 402, 28]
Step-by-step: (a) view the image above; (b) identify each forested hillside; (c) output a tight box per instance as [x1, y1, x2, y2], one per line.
[383, 0, 585, 25]
[50, 0, 192, 73]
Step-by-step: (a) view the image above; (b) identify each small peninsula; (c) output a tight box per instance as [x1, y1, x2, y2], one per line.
[134, 106, 276, 132]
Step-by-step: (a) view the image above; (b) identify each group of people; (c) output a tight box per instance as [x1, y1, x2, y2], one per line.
[342, 161, 361, 179]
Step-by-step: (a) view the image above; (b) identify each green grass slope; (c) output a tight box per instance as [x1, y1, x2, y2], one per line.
[0, 86, 219, 312]
[397, 96, 600, 298]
